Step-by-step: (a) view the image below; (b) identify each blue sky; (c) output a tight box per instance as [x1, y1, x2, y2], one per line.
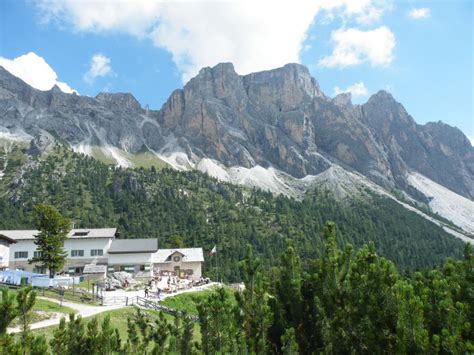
[0, 0, 472, 141]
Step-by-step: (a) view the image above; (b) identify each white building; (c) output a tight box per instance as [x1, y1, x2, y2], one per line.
[0, 228, 204, 279]
[0, 233, 17, 269]
[107, 238, 159, 276]
[153, 248, 204, 279]
[2, 228, 115, 274]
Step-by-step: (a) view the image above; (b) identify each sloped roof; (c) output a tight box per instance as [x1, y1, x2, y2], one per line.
[0, 233, 17, 244]
[83, 264, 107, 274]
[0, 228, 117, 241]
[108, 239, 158, 254]
[154, 248, 204, 263]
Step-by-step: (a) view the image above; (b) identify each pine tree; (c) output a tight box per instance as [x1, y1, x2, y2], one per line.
[236, 245, 272, 353]
[16, 282, 37, 349]
[269, 239, 302, 350]
[84, 317, 100, 354]
[65, 314, 86, 355]
[0, 287, 17, 334]
[394, 280, 429, 353]
[180, 313, 194, 355]
[148, 312, 170, 354]
[281, 327, 299, 355]
[29, 335, 50, 355]
[50, 317, 68, 355]
[30, 204, 72, 278]
[98, 315, 122, 354]
[197, 287, 238, 354]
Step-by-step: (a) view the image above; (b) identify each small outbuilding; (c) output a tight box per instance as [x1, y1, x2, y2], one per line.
[153, 248, 204, 279]
[83, 264, 107, 278]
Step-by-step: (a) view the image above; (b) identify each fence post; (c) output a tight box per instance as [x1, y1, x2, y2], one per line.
[126, 296, 128, 306]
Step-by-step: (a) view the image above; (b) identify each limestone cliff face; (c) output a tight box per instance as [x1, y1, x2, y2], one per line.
[0, 63, 473, 201]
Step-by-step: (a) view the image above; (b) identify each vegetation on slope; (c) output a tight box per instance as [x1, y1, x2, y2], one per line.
[1, 224, 473, 353]
[0, 143, 465, 281]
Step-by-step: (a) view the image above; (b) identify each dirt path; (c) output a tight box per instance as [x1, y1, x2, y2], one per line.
[7, 282, 219, 333]
[7, 297, 124, 334]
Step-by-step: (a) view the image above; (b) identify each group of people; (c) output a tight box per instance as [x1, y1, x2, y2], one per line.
[144, 286, 162, 299]
[142, 274, 211, 299]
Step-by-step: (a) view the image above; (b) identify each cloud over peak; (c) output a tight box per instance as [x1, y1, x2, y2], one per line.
[319, 26, 395, 68]
[0, 52, 76, 93]
[37, 0, 394, 82]
[334, 81, 369, 97]
[83, 54, 113, 84]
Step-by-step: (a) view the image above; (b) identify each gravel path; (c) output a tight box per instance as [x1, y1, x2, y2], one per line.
[7, 282, 219, 333]
[7, 297, 123, 334]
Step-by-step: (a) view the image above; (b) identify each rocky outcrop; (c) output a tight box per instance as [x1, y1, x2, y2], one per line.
[0, 63, 473, 201]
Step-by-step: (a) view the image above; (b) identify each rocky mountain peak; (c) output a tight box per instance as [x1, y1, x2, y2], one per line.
[0, 65, 36, 100]
[50, 84, 62, 93]
[95, 92, 143, 112]
[368, 89, 395, 102]
[332, 92, 352, 107]
[423, 121, 474, 153]
[362, 89, 414, 130]
[240, 63, 323, 114]
[1, 62, 473, 202]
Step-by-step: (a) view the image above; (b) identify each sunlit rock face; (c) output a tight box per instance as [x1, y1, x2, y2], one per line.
[1, 63, 473, 201]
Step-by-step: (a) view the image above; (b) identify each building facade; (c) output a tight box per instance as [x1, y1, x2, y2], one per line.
[0, 234, 16, 269]
[0, 229, 204, 279]
[153, 249, 204, 279]
[3, 229, 114, 274]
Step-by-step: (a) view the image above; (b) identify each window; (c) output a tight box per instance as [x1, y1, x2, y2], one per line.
[73, 231, 89, 236]
[173, 256, 181, 262]
[14, 251, 28, 259]
[71, 250, 84, 257]
[123, 266, 135, 273]
[33, 251, 43, 258]
[33, 266, 45, 274]
[90, 249, 103, 257]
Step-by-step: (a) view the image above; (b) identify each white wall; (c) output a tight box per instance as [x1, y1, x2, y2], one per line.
[107, 252, 153, 265]
[0, 240, 10, 268]
[8, 237, 202, 279]
[154, 261, 202, 279]
[66, 238, 112, 260]
[9, 239, 36, 269]
[9, 238, 113, 269]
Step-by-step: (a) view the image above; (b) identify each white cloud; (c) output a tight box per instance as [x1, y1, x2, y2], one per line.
[37, 0, 162, 37]
[0, 52, 76, 93]
[408, 8, 431, 19]
[323, 0, 392, 25]
[468, 136, 474, 147]
[319, 26, 395, 68]
[37, 0, 392, 82]
[83, 54, 113, 84]
[333, 81, 368, 97]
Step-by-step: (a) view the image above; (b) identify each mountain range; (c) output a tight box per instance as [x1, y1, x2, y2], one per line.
[0, 63, 473, 242]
